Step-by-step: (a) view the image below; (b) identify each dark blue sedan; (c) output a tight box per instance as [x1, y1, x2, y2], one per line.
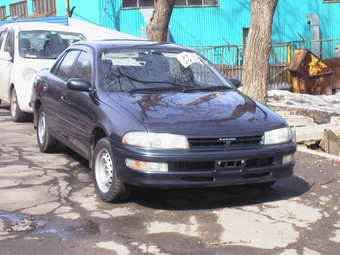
[31, 40, 296, 203]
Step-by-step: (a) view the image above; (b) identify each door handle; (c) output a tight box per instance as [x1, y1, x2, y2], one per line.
[43, 83, 48, 91]
[61, 92, 67, 101]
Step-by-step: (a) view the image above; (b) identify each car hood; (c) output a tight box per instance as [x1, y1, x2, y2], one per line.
[107, 90, 286, 135]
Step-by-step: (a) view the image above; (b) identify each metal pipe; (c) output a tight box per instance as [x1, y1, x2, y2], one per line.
[307, 13, 321, 57]
[65, 0, 70, 17]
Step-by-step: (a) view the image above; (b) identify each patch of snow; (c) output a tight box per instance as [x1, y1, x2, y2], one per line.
[267, 89, 340, 114]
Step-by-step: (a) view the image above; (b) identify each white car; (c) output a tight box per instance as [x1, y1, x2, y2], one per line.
[0, 22, 86, 122]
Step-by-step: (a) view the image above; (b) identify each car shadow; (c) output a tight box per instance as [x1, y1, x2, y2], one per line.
[127, 174, 309, 210]
[0, 101, 9, 108]
[57, 144, 90, 168]
[0, 103, 10, 116]
[58, 143, 310, 210]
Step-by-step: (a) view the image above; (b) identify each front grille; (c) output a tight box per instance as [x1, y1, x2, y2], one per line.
[176, 161, 215, 171]
[187, 135, 263, 148]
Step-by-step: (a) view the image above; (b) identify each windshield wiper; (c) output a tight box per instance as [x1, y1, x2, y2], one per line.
[183, 86, 233, 92]
[127, 86, 185, 93]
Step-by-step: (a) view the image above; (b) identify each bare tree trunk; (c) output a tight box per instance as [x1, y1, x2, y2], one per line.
[146, 0, 175, 42]
[241, 0, 278, 104]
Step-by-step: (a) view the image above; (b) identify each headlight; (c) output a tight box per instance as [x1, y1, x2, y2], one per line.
[264, 127, 294, 145]
[122, 132, 189, 149]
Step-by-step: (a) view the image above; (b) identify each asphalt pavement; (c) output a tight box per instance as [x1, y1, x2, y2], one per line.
[0, 102, 340, 255]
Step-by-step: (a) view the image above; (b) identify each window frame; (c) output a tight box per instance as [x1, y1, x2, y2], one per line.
[122, 0, 219, 9]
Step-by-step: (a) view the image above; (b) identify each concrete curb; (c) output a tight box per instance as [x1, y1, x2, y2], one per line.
[292, 123, 340, 144]
[297, 146, 340, 161]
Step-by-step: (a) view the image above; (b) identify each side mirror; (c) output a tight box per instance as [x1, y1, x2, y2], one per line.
[0, 51, 12, 61]
[229, 77, 241, 88]
[67, 78, 91, 92]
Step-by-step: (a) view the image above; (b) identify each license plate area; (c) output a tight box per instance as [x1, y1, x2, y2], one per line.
[215, 159, 246, 172]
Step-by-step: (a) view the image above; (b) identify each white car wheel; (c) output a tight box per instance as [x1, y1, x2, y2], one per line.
[10, 88, 26, 122]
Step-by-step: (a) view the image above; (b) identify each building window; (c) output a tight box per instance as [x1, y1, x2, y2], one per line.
[123, 0, 155, 7]
[177, 0, 219, 7]
[10, 1, 28, 19]
[32, 0, 57, 16]
[0, 6, 7, 20]
[123, 0, 218, 8]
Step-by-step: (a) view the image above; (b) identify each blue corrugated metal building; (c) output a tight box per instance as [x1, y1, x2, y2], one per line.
[0, 0, 339, 48]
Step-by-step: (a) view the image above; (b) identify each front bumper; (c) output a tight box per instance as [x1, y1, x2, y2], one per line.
[111, 141, 296, 188]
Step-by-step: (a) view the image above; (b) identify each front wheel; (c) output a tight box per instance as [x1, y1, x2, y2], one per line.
[36, 106, 59, 153]
[93, 138, 131, 203]
[10, 88, 31, 122]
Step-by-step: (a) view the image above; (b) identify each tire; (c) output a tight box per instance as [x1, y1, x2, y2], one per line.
[93, 138, 131, 203]
[10, 88, 29, 122]
[36, 106, 59, 153]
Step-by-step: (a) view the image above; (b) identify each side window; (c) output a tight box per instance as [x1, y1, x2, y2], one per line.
[50, 53, 66, 75]
[0, 28, 7, 50]
[70, 51, 92, 83]
[4, 29, 14, 57]
[55, 50, 80, 81]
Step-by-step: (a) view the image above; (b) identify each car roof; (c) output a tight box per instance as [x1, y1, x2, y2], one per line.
[0, 22, 84, 33]
[71, 39, 193, 52]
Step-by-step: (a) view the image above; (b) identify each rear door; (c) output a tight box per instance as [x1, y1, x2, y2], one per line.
[37, 53, 68, 137]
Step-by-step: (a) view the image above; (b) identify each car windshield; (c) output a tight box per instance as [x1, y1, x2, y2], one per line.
[19, 30, 85, 59]
[100, 49, 233, 93]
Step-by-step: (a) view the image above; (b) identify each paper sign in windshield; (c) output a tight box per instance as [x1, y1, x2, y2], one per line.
[176, 52, 202, 68]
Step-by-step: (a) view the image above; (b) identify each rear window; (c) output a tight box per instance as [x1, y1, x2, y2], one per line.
[18, 30, 85, 59]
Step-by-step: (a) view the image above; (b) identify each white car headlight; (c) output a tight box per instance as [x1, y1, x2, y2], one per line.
[264, 127, 295, 145]
[122, 132, 189, 149]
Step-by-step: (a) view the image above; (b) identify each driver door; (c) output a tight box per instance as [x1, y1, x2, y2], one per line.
[58, 50, 94, 156]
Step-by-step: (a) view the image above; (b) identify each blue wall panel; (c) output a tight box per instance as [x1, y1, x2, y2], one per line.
[0, 0, 340, 49]
[117, 0, 251, 47]
[116, 0, 340, 47]
[63, 0, 101, 25]
[273, 0, 340, 42]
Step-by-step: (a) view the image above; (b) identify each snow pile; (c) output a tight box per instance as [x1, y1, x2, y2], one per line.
[267, 89, 340, 115]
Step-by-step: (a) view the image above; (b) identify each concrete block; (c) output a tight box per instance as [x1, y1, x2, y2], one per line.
[276, 111, 315, 126]
[331, 116, 340, 125]
[293, 123, 340, 143]
[284, 115, 315, 127]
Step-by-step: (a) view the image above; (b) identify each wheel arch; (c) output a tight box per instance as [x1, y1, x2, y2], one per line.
[32, 99, 42, 128]
[89, 127, 107, 169]
[9, 83, 14, 100]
